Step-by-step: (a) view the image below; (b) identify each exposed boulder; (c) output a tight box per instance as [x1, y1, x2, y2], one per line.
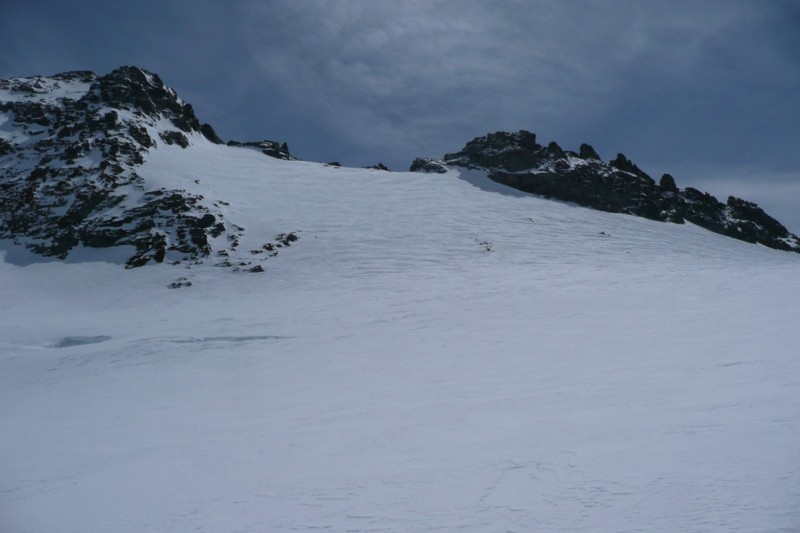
[159, 130, 189, 148]
[409, 158, 448, 174]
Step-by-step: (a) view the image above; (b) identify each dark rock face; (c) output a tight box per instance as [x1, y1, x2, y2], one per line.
[365, 162, 390, 171]
[84, 66, 203, 133]
[719, 197, 793, 248]
[579, 143, 601, 161]
[443, 130, 539, 172]
[659, 174, 678, 193]
[0, 66, 241, 267]
[200, 123, 224, 144]
[227, 139, 294, 160]
[159, 130, 189, 148]
[409, 158, 448, 174]
[609, 153, 651, 180]
[438, 130, 800, 253]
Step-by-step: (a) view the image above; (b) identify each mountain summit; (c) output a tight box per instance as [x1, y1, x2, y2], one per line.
[2, 67, 799, 268]
[0, 66, 235, 267]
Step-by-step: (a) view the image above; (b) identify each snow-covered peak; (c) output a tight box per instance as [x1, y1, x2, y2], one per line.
[0, 67, 238, 267]
[83, 66, 200, 132]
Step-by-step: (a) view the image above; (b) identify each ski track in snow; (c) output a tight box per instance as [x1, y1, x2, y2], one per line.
[1, 141, 800, 532]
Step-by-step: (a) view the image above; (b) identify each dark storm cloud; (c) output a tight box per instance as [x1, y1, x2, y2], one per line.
[1, 0, 799, 229]
[241, 1, 800, 202]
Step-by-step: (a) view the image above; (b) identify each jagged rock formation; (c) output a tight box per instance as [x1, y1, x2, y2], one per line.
[434, 130, 800, 253]
[0, 66, 306, 272]
[200, 123, 224, 144]
[409, 158, 448, 174]
[365, 162, 390, 171]
[227, 139, 295, 160]
[0, 66, 240, 267]
[3, 66, 797, 268]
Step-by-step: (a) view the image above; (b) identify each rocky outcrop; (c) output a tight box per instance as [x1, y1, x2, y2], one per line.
[0, 66, 238, 267]
[200, 123, 224, 144]
[83, 66, 203, 133]
[443, 130, 539, 172]
[433, 130, 800, 253]
[227, 139, 294, 160]
[365, 162, 390, 171]
[409, 158, 448, 174]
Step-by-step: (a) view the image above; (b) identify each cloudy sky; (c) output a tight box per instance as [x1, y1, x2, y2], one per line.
[2, 0, 799, 230]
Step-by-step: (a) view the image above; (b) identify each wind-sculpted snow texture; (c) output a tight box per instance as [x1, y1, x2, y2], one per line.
[2, 68, 800, 532]
[437, 130, 800, 253]
[2, 144, 800, 532]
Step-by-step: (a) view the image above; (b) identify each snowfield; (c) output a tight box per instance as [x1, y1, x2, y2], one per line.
[2, 139, 799, 532]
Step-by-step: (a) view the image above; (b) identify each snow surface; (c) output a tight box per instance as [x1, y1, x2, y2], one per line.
[2, 141, 800, 532]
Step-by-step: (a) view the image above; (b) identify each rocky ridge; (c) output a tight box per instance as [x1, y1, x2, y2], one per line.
[226, 139, 295, 160]
[2, 66, 798, 268]
[0, 66, 294, 269]
[414, 130, 800, 253]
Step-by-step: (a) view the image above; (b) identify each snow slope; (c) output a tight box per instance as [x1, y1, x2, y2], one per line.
[2, 139, 799, 532]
